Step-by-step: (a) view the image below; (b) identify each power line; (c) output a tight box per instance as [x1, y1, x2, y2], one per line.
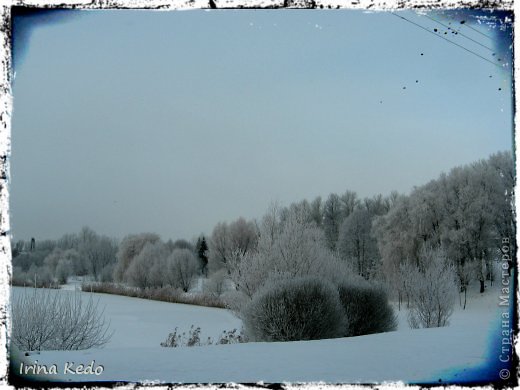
[391, 12, 502, 69]
[422, 14, 494, 52]
[461, 21, 494, 40]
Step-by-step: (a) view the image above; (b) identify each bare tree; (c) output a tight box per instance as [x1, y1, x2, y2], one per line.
[12, 288, 112, 351]
[407, 247, 458, 328]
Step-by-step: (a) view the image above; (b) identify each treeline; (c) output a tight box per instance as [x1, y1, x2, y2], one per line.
[12, 151, 515, 310]
[11, 228, 210, 292]
[205, 151, 514, 302]
[12, 228, 118, 287]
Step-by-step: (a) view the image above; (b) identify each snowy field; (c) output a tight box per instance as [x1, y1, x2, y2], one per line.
[10, 281, 508, 384]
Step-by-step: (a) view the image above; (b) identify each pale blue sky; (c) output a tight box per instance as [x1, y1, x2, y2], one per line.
[10, 9, 513, 241]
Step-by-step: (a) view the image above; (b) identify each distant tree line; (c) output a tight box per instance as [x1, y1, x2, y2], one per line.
[12, 227, 210, 293]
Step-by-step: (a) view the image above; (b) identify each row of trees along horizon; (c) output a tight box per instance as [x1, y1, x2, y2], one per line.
[11, 151, 515, 309]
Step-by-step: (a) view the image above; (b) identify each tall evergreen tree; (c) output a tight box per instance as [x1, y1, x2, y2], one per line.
[196, 236, 209, 277]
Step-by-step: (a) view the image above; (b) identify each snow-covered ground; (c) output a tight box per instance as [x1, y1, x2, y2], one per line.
[10, 280, 511, 384]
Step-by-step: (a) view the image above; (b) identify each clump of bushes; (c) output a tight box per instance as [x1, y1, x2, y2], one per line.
[243, 276, 346, 342]
[337, 282, 397, 337]
[240, 276, 397, 342]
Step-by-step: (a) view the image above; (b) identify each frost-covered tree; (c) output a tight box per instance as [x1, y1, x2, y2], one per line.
[113, 233, 161, 282]
[43, 248, 77, 284]
[362, 193, 390, 217]
[340, 190, 360, 219]
[338, 209, 379, 279]
[168, 239, 194, 252]
[407, 247, 458, 328]
[374, 152, 514, 296]
[373, 195, 420, 301]
[229, 250, 271, 299]
[208, 217, 258, 273]
[165, 248, 199, 292]
[208, 222, 230, 271]
[77, 228, 118, 282]
[125, 241, 168, 288]
[323, 193, 343, 251]
[230, 206, 350, 299]
[310, 196, 323, 227]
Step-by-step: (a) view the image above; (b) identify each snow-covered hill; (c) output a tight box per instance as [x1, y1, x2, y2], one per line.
[10, 281, 510, 384]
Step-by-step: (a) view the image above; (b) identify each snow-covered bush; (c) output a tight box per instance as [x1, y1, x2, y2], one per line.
[407, 248, 458, 328]
[243, 276, 346, 342]
[205, 269, 228, 297]
[12, 289, 112, 351]
[337, 282, 397, 336]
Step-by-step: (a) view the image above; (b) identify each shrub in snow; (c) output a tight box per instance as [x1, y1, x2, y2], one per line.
[12, 288, 112, 351]
[337, 282, 397, 336]
[407, 248, 458, 328]
[243, 276, 346, 342]
[160, 326, 247, 348]
[205, 269, 228, 297]
[215, 328, 247, 345]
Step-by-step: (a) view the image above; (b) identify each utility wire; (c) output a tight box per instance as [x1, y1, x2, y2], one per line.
[461, 21, 494, 40]
[422, 14, 494, 52]
[391, 12, 502, 69]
